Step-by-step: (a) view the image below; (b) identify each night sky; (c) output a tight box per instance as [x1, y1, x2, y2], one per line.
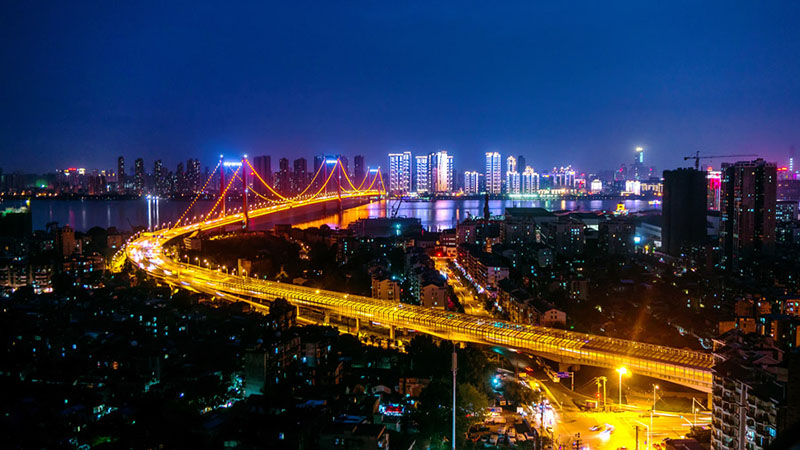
[2, 1, 799, 173]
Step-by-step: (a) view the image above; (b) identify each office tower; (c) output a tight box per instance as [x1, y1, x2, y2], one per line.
[790, 146, 795, 174]
[707, 169, 722, 211]
[277, 158, 291, 194]
[590, 179, 603, 193]
[521, 167, 539, 194]
[463, 171, 480, 194]
[517, 155, 526, 174]
[353, 155, 365, 184]
[506, 155, 517, 175]
[117, 156, 125, 194]
[720, 159, 777, 270]
[632, 146, 645, 180]
[388, 151, 412, 194]
[134, 158, 144, 195]
[662, 168, 707, 256]
[252, 155, 272, 194]
[429, 150, 453, 193]
[186, 158, 200, 193]
[415, 155, 429, 194]
[293, 158, 307, 193]
[485, 152, 502, 195]
[153, 160, 165, 195]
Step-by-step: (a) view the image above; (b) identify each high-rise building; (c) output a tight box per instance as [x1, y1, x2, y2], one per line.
[186, 158, 200, 193]
[506, 155, 517, 175]
[720, 159, 777, 270]
[521, 167, 539, 194]
[506, 171, 521, 194]
[662, 168, 707, 256]
[277, 158, 291, 194]
[388, 151, 412, 194]
[463, 171, 480, 195]
[517, 155, 526, 174]
[553, 166, 576, 188]
[429, 151, 453, 193]
[353, 155, 366, 184]
[415, 155, 429, 194]
[632, 146, 645, 180]
[117, 156, 125, 194]
[485, 152, 502, 195]
[153, 160, 165, 195]
[313, 155, 325, 190]
[707, 169, 722, 211]
[134, 158, 144, 195]
[293, 158, 307, 193]
[252, 155, 272, 194]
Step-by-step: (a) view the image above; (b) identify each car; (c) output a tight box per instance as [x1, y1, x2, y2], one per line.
[590, 425, 602, 431]
[508, 427, 516, 437]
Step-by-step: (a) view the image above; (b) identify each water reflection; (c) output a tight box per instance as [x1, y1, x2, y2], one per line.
[29, 198, 658, 232]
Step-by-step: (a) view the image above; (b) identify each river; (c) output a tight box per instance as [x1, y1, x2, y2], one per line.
[26, 198, 659, 232]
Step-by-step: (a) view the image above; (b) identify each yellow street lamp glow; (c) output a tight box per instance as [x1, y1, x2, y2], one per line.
[616, 367, 627, 375]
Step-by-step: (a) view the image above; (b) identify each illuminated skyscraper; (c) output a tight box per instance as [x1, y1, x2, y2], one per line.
[117, 156, 125, 194]
[429, 150, 453, 193]
[485, 152, 501, 195]
[134, 158, 144, 195]
[521, 167, 539, 194]
[153, 160, 165, 195]
[415, 155, 429, 194]
[186, 158, 200, 193]
[633, 146, 645, 180]
[506, 171, 521, 194]
[388, 151, 412, 194]
[506, 155, 517, 175]
[707, 169, 722, 211]
[463, 171, 480, 194]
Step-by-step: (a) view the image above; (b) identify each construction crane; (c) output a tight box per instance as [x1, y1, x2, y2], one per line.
[684, 151, 758, 170]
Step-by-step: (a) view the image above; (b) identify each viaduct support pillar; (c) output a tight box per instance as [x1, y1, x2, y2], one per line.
[323, 311, 330, 325]
[389, 325, 395, 340]
[355, 318, 360, 334]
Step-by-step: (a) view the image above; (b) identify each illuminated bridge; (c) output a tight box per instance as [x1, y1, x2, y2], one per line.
[114, 157, 714, 393]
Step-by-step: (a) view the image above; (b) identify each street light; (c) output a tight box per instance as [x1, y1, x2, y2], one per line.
[616, 367, 627, 407]
[651, 385, 659, 449]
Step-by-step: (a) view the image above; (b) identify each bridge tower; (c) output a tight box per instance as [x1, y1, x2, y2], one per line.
[219, 155, 226, 215]
[337, 159, 342, 215]
[242, 155, 249, 231]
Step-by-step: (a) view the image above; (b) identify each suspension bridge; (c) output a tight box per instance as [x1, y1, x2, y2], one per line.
[113, 157, 714, 392]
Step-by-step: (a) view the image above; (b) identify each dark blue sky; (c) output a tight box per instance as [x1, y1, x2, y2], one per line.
[2, 1, 799, 173]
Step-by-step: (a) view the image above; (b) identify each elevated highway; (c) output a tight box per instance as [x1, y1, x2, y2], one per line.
[118, 191, 714, 392]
